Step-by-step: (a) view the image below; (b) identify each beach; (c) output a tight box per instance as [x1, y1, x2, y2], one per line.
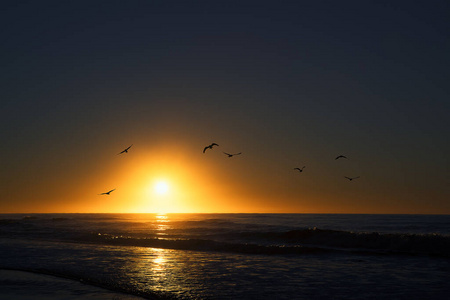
[0, 269, 146, 300]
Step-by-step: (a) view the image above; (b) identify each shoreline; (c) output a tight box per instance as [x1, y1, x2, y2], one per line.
[0, 268, 159, 300]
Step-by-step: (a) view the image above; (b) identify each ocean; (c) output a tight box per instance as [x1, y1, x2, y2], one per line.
[0, 213, 449, 299]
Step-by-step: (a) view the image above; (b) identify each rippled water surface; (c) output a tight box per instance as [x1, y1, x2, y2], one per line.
[1, 214, 449, 299]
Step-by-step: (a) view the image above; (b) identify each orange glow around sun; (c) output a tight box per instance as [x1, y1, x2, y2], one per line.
[84, 145, 235, 214]
[30, 142, 312, 214]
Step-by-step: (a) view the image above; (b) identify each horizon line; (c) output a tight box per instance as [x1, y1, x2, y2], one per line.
[1, 212, 449, 216]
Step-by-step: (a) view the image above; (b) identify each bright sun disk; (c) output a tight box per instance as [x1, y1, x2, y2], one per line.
[154, 181, 169, 195]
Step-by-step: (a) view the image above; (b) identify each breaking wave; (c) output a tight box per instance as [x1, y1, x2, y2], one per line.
[1, 216, 449, 258]
[77, 228, 450, 257]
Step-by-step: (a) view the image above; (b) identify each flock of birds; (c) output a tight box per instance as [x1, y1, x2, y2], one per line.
[292, 155, 360, 180]
[99, 142, 360, 195]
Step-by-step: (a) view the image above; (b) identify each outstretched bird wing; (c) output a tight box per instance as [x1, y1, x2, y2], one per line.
[203, 143, 219, 153]
[99, 188, 116, 195]
[118, 144, 133, 154]
[336, 155, 347, 160]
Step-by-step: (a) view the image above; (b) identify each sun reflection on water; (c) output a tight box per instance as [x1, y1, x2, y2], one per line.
[128, 247, 172, 294]
[122, 214, 208, 297]
[152, 248, 167, 270]
[156, 213, 168, 221]
[155, 213, 169, 236]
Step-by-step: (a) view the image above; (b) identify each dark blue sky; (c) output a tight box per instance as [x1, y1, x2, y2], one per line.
[1, 1, 449, 213]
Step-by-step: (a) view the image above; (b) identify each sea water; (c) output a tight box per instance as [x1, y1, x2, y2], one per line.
[0, 213, 449, 299]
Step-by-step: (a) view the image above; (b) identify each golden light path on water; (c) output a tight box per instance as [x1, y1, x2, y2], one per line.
[152, 214, 170, 283]
[121, 214, 299, 298]
[155, 214, 169, 237]
[128, 214, 187, 295]
[125, 213, 228, 297]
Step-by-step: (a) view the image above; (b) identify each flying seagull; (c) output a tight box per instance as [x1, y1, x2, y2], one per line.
[99, 189, 116, 195]
[335, 155, 347, 160]
[344, 176, 360, 181]
[118, 144, 133, 155]
[203, 143, 219, 153]
[223, 152, 241, 157]
[294, 166, 305, 172]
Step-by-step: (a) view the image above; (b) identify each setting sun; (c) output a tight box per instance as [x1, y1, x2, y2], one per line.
[154, 181, 169, 195]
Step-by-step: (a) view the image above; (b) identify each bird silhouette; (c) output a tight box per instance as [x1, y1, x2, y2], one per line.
[223, 152, 241, 157]
[99, 189, 116, 195]
[344, 176, 360, 181]
[118, 144, 133, 155]
[294, 166, 305, 172]
[203, 143, 219, 153]
[335, 155, 347, 160]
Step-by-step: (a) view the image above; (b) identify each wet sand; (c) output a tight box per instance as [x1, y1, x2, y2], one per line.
[0, 269, 146, 300]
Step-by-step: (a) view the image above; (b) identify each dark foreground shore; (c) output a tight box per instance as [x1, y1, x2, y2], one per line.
[0, 269, 145, 300]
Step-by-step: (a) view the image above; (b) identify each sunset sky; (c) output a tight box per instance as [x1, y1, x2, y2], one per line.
[1, 1, 449, 214]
